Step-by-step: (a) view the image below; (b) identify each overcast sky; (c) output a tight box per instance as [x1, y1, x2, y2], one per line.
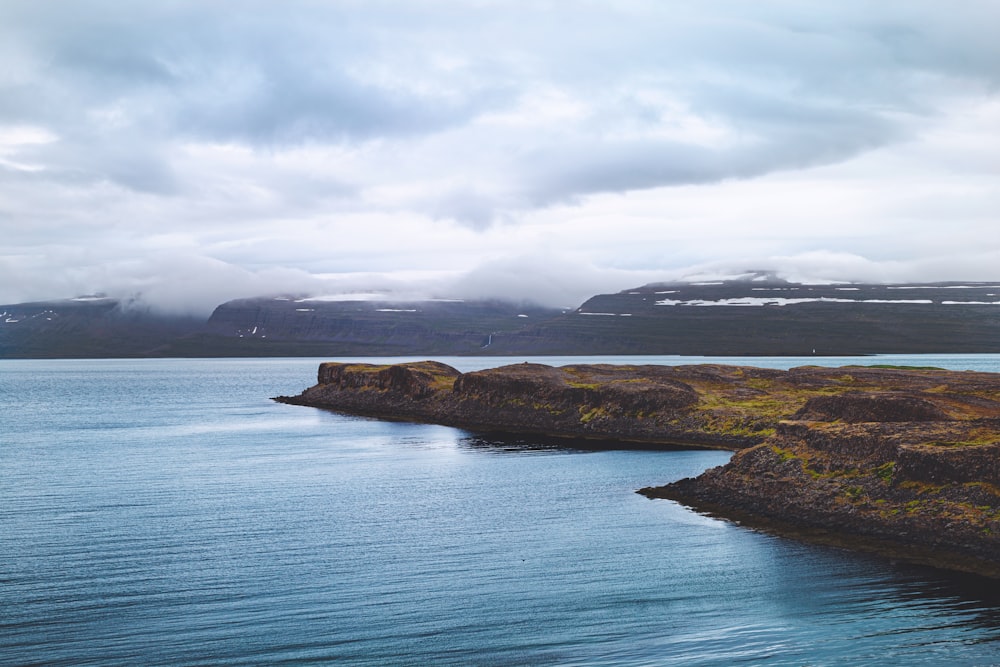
[2, 1, 999, 313]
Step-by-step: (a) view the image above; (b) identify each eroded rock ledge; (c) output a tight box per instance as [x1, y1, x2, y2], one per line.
[277, 360, 1000, 577]
[276, 360, 788, 449]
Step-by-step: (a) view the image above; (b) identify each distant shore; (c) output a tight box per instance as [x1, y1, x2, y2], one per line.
[10, 280, 1000, 358]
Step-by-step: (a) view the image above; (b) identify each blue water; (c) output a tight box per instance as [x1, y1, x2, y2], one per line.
[4, 355, 1000, 666]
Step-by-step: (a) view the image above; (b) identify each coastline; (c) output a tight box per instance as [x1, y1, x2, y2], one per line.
[638, 488, 1000, 579]
[278, 360, 1000, 578]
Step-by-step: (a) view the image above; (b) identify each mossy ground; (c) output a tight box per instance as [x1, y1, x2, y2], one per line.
[753, 438, 1000, 540]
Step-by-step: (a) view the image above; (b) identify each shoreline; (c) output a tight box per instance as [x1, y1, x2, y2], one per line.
[278, 360, 1000, 578]
[641, 483, 1000, 580]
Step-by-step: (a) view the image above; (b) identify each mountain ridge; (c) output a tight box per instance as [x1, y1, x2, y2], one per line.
[3, 279, 1000, 358]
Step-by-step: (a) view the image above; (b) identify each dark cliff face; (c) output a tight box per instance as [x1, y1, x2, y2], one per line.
[897, 436, 1000, 487]
[282, 361, 727, 447]
[317, 360, 461, 398]
[447, 363, 704, 444]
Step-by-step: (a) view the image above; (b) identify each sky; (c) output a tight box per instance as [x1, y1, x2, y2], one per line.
[2, 1, 1000, 314]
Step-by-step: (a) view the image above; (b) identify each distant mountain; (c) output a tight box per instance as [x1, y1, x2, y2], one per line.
[532, 280, 1000, 355]
[165, 297, 564, 357]
[3, 280, 1000, 358]
[0, 297, 204, 358]
[0, 295, 565, 358]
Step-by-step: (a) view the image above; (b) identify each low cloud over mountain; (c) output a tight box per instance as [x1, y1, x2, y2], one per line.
[2, 2, 999, 313]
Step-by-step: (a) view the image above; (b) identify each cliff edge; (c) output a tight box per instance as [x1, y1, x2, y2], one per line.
[276, 360, 800, 449]
[277, 361, 1000, 576]
[641, 386, 1000, 577]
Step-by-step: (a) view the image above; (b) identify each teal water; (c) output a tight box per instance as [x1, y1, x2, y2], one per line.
[4, 355, 1000, 665]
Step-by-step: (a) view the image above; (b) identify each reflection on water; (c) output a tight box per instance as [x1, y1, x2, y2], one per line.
[459, 432, 590, 455]
[457, 431, 718, 456]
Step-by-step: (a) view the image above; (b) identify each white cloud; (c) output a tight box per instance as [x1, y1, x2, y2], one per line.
[1, 1, 999, 313]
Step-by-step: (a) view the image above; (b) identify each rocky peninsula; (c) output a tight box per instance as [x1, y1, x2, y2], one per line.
[276, 361, 1000, 577]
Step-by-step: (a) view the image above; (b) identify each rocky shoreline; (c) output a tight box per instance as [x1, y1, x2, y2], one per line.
[276, 360, 1000, 577]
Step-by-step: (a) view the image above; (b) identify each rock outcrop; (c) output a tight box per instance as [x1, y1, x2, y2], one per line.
[279, 360, 1000, 576]
[638, 371, 1000, 577]
[277, 361, 835, 448]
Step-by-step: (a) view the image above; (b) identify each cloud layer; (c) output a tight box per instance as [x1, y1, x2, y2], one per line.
[2, 1, 999, 313]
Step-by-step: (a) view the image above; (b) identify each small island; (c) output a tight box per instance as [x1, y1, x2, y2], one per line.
[276, 361, 1000, 577]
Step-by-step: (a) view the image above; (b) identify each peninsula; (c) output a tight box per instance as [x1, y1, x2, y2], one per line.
[276, 361, 1000, 577]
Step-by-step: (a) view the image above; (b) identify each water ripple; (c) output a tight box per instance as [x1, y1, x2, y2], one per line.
[4, 357, 1000, 665]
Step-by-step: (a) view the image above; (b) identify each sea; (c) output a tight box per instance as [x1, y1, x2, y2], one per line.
[5, 354, 1000, 666]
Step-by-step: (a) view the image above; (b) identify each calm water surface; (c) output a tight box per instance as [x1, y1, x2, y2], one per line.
[4, 354, 1000, 665]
